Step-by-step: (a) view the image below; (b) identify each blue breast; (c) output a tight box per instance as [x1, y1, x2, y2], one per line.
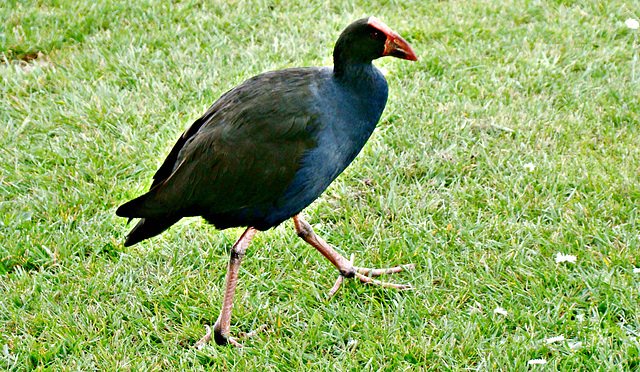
[263, 64, 389, 226]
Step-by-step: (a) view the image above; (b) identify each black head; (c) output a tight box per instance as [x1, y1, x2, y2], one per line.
[333, 17, 417, 70]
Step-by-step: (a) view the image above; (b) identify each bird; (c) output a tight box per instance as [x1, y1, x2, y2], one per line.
[116, 16, 417, 348]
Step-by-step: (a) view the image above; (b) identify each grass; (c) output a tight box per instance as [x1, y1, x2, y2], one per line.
[1, 0, 640, 370]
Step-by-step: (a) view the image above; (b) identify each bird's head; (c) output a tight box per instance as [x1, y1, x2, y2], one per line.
[333, 17, 418, 67]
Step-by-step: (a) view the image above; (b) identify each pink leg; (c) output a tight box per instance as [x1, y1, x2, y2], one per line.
[195, 227, 257, 349]
[293, 215, 415, 297]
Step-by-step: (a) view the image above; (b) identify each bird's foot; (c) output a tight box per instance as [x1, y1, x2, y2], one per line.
[194, 325, 217, 349]
[292, 215, 415, 298]
[327, 254, 416, 298]
[194, 324, 267, 349]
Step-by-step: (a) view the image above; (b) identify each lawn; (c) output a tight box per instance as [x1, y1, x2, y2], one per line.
[1, 0, 640, 370]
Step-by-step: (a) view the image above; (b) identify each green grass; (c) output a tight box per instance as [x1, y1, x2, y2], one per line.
[2, 0, 640, 370]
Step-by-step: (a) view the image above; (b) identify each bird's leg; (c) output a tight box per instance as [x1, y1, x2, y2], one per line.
[292, 215, 415, 297]
[195, 227, 257, 349]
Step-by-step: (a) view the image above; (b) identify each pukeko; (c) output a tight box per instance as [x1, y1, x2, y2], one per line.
[116, 17, 417, 347]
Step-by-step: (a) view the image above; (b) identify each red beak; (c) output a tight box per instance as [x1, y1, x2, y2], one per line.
[368, 17, 418, 61]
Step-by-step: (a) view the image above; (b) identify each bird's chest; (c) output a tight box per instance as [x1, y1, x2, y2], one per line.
[267, 79, 387, 221]
[310, 91, 385, 179]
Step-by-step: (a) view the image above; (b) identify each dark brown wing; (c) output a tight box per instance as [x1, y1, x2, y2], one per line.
[117, 67, 324, 220]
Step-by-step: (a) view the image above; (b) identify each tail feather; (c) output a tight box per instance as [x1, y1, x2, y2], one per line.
[123, 217, 180, 247]
[117, 190, 181, 246]
[116, 193, 150, 219]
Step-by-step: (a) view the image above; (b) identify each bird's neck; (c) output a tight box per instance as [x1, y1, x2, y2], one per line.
[332, 60, 382, 90]
[331, 60, 388, 117]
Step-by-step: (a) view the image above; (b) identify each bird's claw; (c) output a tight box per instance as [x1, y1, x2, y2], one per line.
[328, 274, 346, 297]
[326, 255, 415, 298]
[194, 325, 213, 350]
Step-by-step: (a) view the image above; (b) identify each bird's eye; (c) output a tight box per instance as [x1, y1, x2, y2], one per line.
[370, 31, 381, 39]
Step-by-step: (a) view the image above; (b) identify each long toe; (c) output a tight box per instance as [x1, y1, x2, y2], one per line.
[354, 272, 414, 290]
[354, 263, 416, 277]
[194, 325, 213, 350]
[327, 262, 416, 298]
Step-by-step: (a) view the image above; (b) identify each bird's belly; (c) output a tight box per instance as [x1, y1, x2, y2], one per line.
[259, 120, 375, 227]
[201, 146, 346, 231]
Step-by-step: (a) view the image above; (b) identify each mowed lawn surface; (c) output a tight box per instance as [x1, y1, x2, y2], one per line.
[2, 0, 639, 370]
